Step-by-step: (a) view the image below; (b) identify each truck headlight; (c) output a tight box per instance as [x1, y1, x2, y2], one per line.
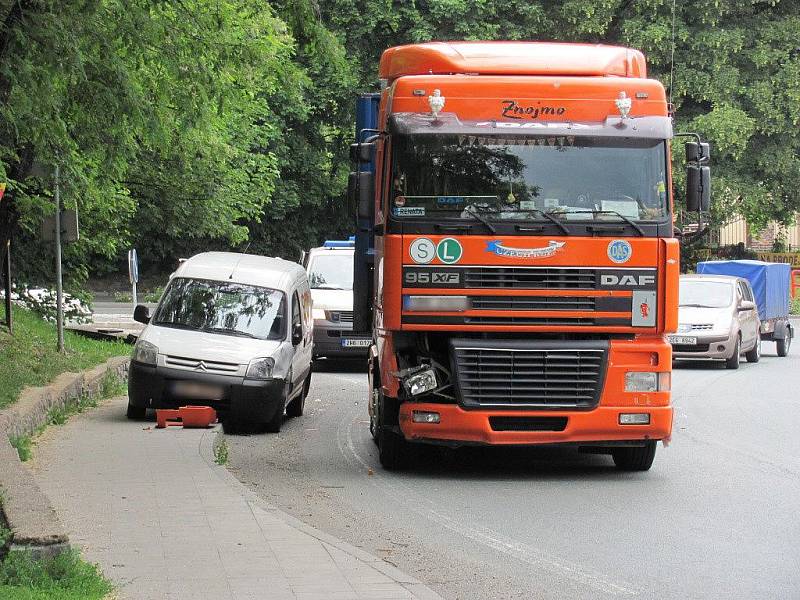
[625, 371, 670, 392]
[403, 368, 437, 396]
[132, 340, 158, 366]
[312, 308, 327, 320]
[246, 357, 275, 380]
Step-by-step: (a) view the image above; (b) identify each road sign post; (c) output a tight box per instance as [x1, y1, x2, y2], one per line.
[1, 182, 10, 333]
[128, 248, 139, 312]
[54, 164, 64, 353]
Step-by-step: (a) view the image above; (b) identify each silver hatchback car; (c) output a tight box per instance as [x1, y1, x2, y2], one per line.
[670, 274, 761, 369]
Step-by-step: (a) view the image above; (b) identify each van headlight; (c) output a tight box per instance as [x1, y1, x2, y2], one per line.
[132, 340, 158, 366]
[312, 308, 327, 320]
[246, 357, 275, 380]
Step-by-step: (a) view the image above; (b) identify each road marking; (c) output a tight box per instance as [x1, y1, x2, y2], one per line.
[337, 413, 640, 597]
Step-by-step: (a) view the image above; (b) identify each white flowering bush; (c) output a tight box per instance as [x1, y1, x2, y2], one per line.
[0, 286, 93, 324]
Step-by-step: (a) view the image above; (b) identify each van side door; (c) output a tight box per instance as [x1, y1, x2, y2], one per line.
[290, 285, 313, 388]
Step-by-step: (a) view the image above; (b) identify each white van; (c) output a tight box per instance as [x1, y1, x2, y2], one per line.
[127, 252, 313, 433]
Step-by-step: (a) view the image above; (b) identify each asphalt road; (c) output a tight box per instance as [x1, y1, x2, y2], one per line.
[225, 344, 800, 600]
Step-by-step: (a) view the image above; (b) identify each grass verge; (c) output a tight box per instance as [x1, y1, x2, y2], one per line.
[214, 437, 229, 465]
[0, 306, 129, 410]
[791, 296, 800, 316]
[0, 548, 113, 600]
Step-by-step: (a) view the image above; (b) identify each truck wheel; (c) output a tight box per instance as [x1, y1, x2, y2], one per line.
[126, 402, 146, 420]
[286, 374, 310, 418]
[725, 336, 741, 370]
[745, 336, 761, 363]
[612, 441, 657, 471]
[378, 426, 408, 470]
[777, 332, 791, 357]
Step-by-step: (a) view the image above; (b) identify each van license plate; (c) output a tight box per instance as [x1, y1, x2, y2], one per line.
[668, 335, 697, 345]
[172, 382, 224, 399]
[341, 338, 371, 348]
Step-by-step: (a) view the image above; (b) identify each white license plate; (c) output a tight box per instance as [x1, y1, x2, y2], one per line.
[668, 335, 697, 345]
[172, 381, 224, 399]
[341, 338, 371, 348]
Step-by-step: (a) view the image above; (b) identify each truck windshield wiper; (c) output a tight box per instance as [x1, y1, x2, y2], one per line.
[462, 207, 496, 234]
[548, 209, 645, 236]
[527, 209, 570, 236]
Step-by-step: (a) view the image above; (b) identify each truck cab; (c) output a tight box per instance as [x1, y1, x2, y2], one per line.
[351, 42, 710, 471]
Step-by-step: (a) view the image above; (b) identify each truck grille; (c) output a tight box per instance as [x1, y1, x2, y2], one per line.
[451, 339, 608, 409]
[471, 296, 595, 311]
[464, 267, 597, 289]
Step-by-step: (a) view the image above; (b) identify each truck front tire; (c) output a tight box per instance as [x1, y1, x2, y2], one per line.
[378, 427, 408, 470]
[612, 441, 657, 471]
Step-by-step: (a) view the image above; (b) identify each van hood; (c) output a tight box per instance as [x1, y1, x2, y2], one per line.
[310, 288, 352, 311]
[140, 325, 283, 365]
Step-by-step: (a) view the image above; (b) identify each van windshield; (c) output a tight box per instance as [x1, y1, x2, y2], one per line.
[308, 253, 353, 290]
[153, 278, 286, 340]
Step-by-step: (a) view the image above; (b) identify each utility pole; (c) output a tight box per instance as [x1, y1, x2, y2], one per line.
[54, 163, 64, 353]
[3, 237, 11, 334]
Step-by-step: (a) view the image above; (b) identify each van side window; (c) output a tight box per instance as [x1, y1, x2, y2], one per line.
[292, 291, 302, 332]
[743, 283, 754, 302]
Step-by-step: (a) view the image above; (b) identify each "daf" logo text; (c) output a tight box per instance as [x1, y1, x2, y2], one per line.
[600, 274, 656, 287]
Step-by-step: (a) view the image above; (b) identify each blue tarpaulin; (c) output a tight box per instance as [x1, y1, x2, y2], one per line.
[696, 260, 790, 321]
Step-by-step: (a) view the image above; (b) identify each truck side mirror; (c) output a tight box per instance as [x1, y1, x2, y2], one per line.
[133, 304, 150, 324]
[348, 171, 375, 223]
[686, 165, 710, 213]
[685, 142, 710, 163]
[350, 142, 375, 163]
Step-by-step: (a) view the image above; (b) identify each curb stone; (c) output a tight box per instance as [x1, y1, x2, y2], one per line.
[200, 428, 445, 600]
[0, 356, 129, 559]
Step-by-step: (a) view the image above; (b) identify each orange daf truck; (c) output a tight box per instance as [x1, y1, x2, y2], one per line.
[349, 42, 710, 471]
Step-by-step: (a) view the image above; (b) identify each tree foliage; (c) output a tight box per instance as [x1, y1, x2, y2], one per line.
[2, 0, 799, 287]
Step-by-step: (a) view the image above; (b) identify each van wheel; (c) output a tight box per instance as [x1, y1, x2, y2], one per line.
[264, 379, 289, 433]
[777, 331, 791, 357]
[725, 336, 741, 370]
[612, 441, 657, 471]
[126, 402, 146, 420]
[745, 336, 761, 363]
[286, 374, 310, 418]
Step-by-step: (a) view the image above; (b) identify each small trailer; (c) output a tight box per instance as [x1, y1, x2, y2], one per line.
[697, 260, 793, 356]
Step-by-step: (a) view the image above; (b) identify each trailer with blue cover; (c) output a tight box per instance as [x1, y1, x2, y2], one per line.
[697, 260, 793, 356]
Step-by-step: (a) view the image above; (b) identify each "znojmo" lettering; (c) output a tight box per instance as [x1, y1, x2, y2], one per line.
[501, 100, 567, 120]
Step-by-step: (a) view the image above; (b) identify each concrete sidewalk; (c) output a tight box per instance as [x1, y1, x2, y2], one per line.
[29, 397, 443, 600]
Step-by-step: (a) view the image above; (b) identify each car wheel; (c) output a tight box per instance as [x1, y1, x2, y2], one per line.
[725, 335, 741, 370]
[612, 441, 657, 471]
[777, 330, 791, 357]
[126, 402, 146, 420]
[286, 373, 310, 418]
[745, 336, 761, 363]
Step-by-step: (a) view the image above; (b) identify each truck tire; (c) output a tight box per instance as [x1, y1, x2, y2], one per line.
[725, 336, 741, 370]
[378, 427, 408, 470]
[126, 402, 146, 420]
[612, 441, 657, 471]
[777, 331, 791, 357]
[745, 336, 761, 363]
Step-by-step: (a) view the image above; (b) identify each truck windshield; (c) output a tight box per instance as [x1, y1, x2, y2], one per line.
[390, 134, 668, 222]
[153, 278, 286, 340]
[308, 253, 354, 290]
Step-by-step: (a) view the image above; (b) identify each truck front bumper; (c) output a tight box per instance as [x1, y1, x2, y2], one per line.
[398, 404, 673, 447]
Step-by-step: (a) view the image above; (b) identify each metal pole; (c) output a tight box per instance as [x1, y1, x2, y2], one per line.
[54, 164, 64, 353]
[3, 237, 11, 334]
[132, 279, 137, 313]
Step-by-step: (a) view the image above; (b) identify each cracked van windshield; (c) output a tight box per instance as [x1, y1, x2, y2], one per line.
[391, 134, 668, 222]
[153, 278, 286, 340]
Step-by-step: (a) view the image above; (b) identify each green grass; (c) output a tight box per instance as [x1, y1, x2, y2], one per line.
[0, 549, 113, 600]
[214, 437, 229, 465]
[0, 306, 129, 410]
[791, 296, 800, 316]
[9, 435, 34, 462]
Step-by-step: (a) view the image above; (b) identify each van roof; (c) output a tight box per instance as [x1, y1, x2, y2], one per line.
[173, 252, 305, 291]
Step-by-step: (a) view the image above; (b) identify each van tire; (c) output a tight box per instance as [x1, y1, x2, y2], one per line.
[745, 336, 761, 363]
[725, 336, 741, 370]
[612, 441, 657, 471]
[286, 374, 310, 418]
[126, 402, 146, 420]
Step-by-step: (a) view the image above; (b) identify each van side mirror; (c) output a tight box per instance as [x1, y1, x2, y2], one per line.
[348, 171, 374, 223]
[291, 322, 303, 346]
[133, 304, 150, 324]
[686, 165, 710, 213]
[738, 300, 756, 312]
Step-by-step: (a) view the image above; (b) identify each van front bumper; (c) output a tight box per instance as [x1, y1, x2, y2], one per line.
[128, 361, 285, 422]
[398, 404, 673, 447]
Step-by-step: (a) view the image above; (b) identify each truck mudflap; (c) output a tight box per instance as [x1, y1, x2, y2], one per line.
[398, 403, 673, 446]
